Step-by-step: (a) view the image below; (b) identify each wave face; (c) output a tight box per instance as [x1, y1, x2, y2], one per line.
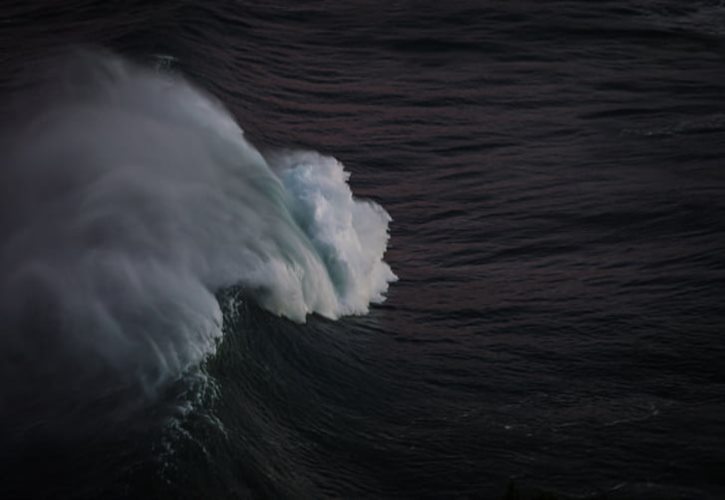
[0, 50, 396, 438]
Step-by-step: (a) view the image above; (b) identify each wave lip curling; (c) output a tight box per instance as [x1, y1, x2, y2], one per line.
[0, 50, 396, 436]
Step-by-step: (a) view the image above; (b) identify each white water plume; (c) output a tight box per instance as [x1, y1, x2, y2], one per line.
[0, 50, 396, 435]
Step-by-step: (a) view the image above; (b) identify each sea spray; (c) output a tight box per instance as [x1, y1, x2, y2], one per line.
[0, 50, 396, 438]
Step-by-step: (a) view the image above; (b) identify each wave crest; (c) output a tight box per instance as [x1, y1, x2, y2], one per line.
[0, 50, 396, 436]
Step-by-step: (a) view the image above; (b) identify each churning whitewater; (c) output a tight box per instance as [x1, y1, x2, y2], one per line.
[0, 51, 396, 437]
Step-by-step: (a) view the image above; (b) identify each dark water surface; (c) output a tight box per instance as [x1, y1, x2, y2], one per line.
[2, 1, 725, 499]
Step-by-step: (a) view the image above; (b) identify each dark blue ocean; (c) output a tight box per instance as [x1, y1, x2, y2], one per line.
[1, 1, 724, 499]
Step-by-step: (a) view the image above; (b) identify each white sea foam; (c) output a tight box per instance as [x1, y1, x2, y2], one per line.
[0, 50, 395, 431]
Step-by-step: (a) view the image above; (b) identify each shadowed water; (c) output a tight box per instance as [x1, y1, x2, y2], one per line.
[1, 1, 724, 499]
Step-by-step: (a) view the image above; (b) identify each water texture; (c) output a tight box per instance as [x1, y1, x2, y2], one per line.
[0, 1, 724, 499]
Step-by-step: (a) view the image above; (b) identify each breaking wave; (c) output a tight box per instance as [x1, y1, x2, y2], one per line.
[0, 50, 396, 439]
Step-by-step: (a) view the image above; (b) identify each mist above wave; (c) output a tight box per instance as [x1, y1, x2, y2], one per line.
[0, 50, 396, 437]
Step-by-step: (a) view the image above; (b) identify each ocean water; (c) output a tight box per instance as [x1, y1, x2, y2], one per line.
[1, 1, 724, 499]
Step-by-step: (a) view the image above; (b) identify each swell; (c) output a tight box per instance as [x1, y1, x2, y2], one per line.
[0, 49, 396, 441]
